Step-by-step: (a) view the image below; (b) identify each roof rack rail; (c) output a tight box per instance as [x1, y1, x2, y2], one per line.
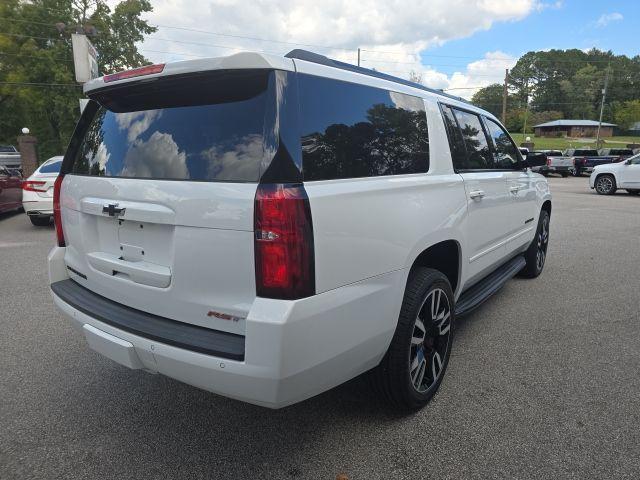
[285, 49, 469, 104]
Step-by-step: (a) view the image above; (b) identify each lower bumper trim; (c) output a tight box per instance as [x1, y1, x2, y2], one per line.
[51, 279, 245, 360]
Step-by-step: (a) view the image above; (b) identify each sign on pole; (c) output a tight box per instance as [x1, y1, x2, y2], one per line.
[71, 33, 99, 83]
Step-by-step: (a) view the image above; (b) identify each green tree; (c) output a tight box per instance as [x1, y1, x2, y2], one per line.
[470, 83, 504, 118]
[0, 0, 156, 160]
[613, 100, 640, 131]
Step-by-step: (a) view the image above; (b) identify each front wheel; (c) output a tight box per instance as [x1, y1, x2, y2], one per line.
[372, 268, 454, 411]
[595, 174, 616, 195]
[520, 210, 550, 278]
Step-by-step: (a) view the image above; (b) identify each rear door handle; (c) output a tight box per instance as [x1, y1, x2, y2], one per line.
[469, 190, 485, 200]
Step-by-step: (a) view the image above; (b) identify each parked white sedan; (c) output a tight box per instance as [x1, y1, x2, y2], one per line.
[590, 154, 640, 195]
[22, 156, 62, 225]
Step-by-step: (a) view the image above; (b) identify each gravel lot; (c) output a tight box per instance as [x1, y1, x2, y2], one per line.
[1, 177, 639, 480]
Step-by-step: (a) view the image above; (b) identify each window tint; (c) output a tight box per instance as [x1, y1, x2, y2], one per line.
[574, 150, 598, 156]
[39, 160, 62, 174]
[440, 105, 469, 170]
[630, 155, 640, 165]
[485, 118, 520, 169]
[298, 75, 429, 181]
[451, 109, 493, 170]
[71, 70, 270, 182]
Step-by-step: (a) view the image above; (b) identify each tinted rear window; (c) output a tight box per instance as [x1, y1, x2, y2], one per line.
[574, 150, 598, 156]
[71, 70, 270, 182]
[299, 75, 429, 181]
[609, 149, 633, 155]
[39, 160, 62, 173]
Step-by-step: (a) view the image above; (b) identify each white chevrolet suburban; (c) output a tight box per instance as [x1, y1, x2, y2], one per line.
[49, 50, 552, 410]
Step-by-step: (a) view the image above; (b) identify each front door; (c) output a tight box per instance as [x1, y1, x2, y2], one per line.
[483, 117, 538, 254]
[620, 155, 640, 188]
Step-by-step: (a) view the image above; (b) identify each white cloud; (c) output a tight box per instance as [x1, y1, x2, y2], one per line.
[122, 0, 538, 100]
[115, 110, 163, 142]
[595, 12, 623, 28]
[122, 132, 188, 178]
[202, 134, 263, 181]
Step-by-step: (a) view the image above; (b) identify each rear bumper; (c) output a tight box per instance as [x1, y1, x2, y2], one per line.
[49, 246, 404, 408]
[22, 197, 53, 216]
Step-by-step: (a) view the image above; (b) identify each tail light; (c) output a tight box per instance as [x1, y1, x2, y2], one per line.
[53, 175, 65, 247]
[254, 184, 315, 299]
[22, 180, 47, 192]
[104, 64, 165, 83]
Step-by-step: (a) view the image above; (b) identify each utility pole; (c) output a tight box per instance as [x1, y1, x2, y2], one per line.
[357, 48, 361, 67]
[502, 68, 509, 124]
[596, 64, 611, 149]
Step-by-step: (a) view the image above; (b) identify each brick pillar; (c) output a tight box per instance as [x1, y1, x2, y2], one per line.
[17, 135, 38, 178]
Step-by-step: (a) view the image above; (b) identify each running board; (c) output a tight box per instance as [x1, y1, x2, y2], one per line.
[454, 255, 526, 317]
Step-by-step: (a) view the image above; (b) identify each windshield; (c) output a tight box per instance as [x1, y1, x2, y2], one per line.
[71, 70, 271, 182]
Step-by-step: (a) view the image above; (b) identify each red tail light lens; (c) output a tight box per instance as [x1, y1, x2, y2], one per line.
[104, 63, 165, 83]
[254, 184, 315, 299]
[22, 180, 47, 192]
[53, 175, 65, 247]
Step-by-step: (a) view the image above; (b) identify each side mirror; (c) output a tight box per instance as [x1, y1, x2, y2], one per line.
[524, 153, 546, 168]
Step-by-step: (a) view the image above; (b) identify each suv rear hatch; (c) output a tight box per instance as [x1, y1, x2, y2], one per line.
[59, 68, 281, 336]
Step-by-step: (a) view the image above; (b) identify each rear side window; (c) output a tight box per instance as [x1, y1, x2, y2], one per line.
[451, 108, 493, 170]
[298, 75, 429, 181]
[71, 70, 270, 182]
[39, 160, 62, 174]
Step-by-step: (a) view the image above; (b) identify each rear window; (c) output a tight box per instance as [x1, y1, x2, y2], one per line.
[609, 149, 633, 155]
[0, 146, 16, 153]
[574, 150, 598, 156]
[71, 70, 270, 182]
[39, 160, 62, 173]
[298, 74, 429, 181]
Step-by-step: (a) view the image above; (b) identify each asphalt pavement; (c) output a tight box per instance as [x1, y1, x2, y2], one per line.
[1, 176, 639, 479]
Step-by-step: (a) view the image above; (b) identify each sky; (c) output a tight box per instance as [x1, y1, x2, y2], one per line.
[116, 0, 638, 99]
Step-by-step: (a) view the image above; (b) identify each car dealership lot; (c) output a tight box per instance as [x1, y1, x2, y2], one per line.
[1, 177, 639, 480]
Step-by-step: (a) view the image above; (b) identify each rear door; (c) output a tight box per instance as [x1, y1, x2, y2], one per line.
[483, 117, 537, 254]
[59, 69, 278, 336]
[441, 105, 512, 285]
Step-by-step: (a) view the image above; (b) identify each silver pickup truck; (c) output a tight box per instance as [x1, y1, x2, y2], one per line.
[528, 150, 572, 177]
[0, 145, 22, 170]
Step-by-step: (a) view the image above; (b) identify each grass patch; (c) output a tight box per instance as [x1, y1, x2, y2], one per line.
[511, 134, 640, 150]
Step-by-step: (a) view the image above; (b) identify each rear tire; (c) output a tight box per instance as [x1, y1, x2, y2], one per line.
[519, 210, 550, 278]
[372, 268, 455, 411]
[570, 168, 581, 177]
[560, 172, 569, 178]
[626, 189, 640, 195]
[30, 215, 51, 226]
[595, 174, 616, 195]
